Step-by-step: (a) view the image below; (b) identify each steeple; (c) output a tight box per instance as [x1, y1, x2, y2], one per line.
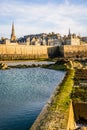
[68, 28, 72, 38]
[69, 28, 71, 35]
[10, 22, 16, 42]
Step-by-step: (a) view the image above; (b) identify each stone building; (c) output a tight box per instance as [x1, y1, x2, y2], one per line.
[42, 39, 47, 45]
[48, 38, 61, 46]
[30, 37, 36, 45]
[81, 37, 87, 43]
[64, 29, 80, 45]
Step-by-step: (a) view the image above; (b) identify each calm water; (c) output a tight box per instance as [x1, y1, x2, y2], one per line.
[0, 68, 65, 130]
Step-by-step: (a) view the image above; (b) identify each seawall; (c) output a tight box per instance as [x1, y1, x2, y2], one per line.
[0, 45, 58, 60]
[59, 45, 87, 58]
[73, 102, 87, 122]
[30, 69, 76, 130]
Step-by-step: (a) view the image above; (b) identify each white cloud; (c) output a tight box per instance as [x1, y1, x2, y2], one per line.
[0, 1, 87, 38]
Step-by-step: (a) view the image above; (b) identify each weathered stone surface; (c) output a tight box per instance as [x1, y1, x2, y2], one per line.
[59, 45, 87, 58]
[0, 45, 58, 60]
[30, 70, 76, 130]
[0, 63, 8, 69]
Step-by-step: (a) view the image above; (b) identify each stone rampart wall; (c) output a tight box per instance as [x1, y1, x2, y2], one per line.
[73, 102, 87, 121]
[59, 45, 87, 58]
[0, 45, 58, 60]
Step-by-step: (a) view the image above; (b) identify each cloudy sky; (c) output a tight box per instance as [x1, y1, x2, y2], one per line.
[0, 0, 87, 38]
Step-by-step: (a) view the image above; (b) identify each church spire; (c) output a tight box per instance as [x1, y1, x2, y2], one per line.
[10, 22, 16, 42]
[69, 28, 71, 35]
[68, 28, 72, 38]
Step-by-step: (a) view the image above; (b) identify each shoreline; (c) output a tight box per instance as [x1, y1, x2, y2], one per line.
[0, 58, 68, 70]
[0, 59, 52, 64]
[30, 69, 74, 130]
[0, 60, 55, 69]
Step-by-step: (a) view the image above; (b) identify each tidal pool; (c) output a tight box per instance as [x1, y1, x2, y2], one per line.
[0, 68, 65, 130]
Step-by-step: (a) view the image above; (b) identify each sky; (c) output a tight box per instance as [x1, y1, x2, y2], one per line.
[0, 0, 87, 38]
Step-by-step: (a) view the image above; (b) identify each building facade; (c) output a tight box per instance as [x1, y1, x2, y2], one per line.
[64, 29, 80, 45]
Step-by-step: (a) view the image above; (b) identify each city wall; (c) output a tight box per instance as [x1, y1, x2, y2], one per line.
[59, 45, 87, 58]
[0, 44, 58, 60]
[73, 102, 87, 122]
